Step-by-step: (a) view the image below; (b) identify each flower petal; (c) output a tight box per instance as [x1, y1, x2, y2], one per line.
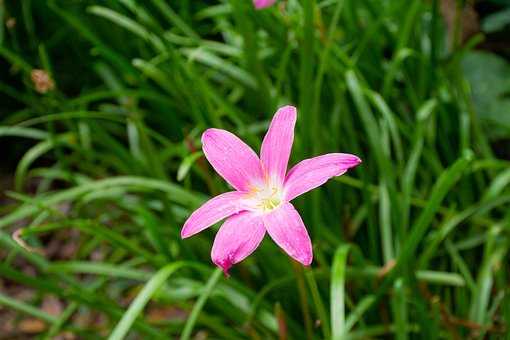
[211, 212, 265, 274]
[253, 0, 277, 9]
[284, 153, 361, 201]
[260, 105, 297, 185]
[263, 202, 312, 265]
[181, 191, 247, 238]
[202, 128, 264, 191]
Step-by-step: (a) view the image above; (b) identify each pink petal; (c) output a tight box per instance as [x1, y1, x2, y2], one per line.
[253, 0, 277, 9]
[263, 202, 312, 265]
[284, 153, 361, 201]
[211, 212, 265, 274]
[260, 105, 297, 185]
[181, 191, 247, 238]
[202, 128, 264, 191]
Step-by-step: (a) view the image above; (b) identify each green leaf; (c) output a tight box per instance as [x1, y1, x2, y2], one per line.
[180, 268, 223, 340]
[481, 7, 510, 33]
[108, 263, 187, 340]
[177, 152, 203, 181]
[330, 244, 350, 340]
[462, 51, 510, 138]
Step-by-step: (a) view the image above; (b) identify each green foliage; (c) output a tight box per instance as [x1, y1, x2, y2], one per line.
[462, 51, 510, 138]
[1, 0, 509, 338]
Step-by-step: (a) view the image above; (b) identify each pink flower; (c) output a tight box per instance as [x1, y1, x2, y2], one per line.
[253, 0, 276, 9]
[181, 106, 361, 274]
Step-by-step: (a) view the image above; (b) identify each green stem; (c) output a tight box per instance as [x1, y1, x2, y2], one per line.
[305, 269, 330, 339]
[292, 261, 314, 340]
[181, 268, 223, 340]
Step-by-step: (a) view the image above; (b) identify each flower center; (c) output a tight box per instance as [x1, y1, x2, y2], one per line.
[246, 184, 283, 213]
[260, 194, 281, 211]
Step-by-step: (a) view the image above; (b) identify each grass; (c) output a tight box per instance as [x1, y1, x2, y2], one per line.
[1, 0, 510, 339]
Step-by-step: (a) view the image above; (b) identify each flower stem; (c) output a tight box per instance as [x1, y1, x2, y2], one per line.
[181, 267, 223, 340]
[292, 260, 314, 340]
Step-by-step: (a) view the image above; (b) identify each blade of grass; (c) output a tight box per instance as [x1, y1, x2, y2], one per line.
[392, 278, 408, 340]
[305, 269, 330, 339]
[469, 225, 507, 324]
[291, 260, 314, 340]
[180, 267, 223, 340]
[108, 262, 187, 340]
[0, 176, 206, 229]
[330, 244, 350, 340]
[0, 291, 57, 324]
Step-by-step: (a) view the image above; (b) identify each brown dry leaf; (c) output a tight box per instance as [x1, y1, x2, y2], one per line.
[18, 318, 46, 333]
[53, 332, 77, 340]
[30, 69, 55, 94]
[378, 259, 396, 278]
[440, 0, 479, 47]
[6, 17, 16, 29]
[12, 229, 45, 255]
[146, 305, 187, 323]
[194, 331, 209, 340]
[275, 303, 288, 340]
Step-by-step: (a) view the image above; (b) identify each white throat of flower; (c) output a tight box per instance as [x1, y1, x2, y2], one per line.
[245, 181, 284, 214]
